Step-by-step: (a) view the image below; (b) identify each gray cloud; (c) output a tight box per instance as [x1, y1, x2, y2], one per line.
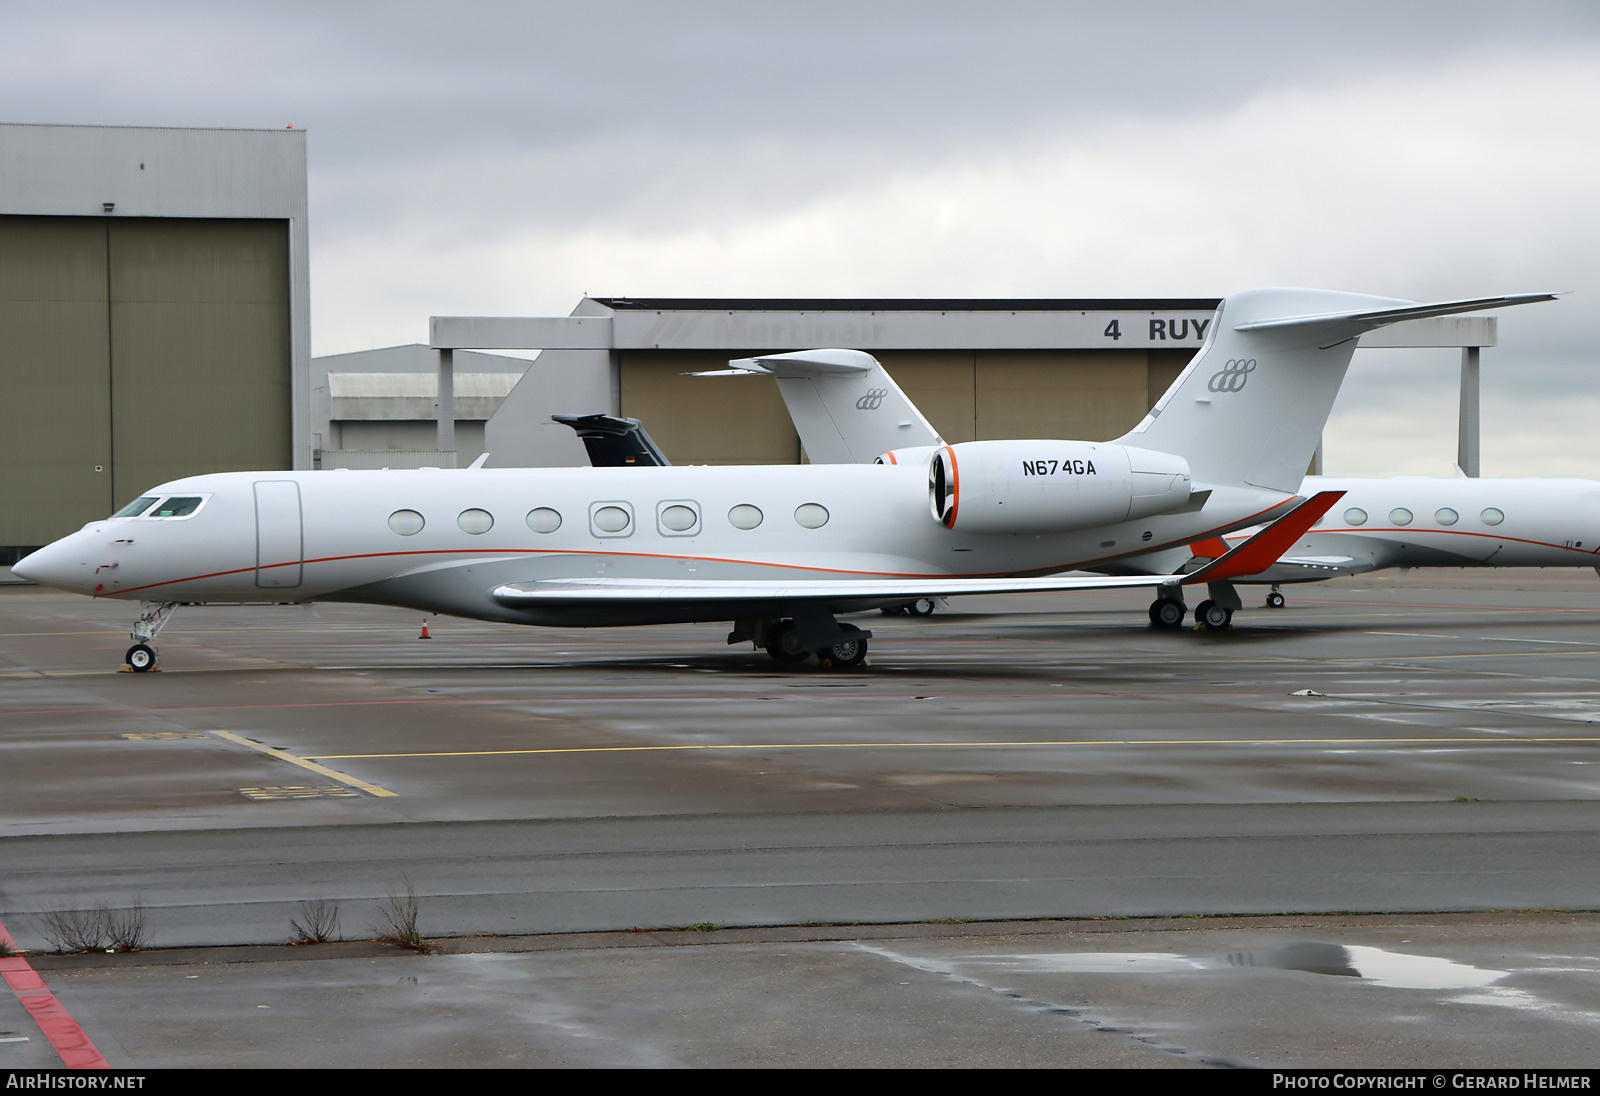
[7, 0, 1600, 474]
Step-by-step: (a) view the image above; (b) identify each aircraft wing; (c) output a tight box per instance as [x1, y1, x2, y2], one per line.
[1181, 527, 1388, 582]
[492, 491, 1344, 609]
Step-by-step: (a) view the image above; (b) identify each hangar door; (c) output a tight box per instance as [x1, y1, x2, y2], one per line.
[0, 215, 291, 562]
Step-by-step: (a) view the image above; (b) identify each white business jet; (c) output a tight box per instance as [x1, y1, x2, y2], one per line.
[1146, 474, 1600, 613]
[717, 296, 1585, 625]
[12, 288, 1551, 670]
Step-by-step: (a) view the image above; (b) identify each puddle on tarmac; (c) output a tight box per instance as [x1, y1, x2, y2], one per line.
[945, 942, 1509, 989]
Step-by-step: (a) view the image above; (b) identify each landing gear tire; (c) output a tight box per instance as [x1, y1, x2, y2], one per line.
[1148, 599, 1186, 629]
[1196, 601, 1233, 630]
[819, 624, 868, 669]
[1265, 590, 1286, 609]
[907, 598, 936, 617]
[126, 643, 157, 672]
[765, 622, 809, 662]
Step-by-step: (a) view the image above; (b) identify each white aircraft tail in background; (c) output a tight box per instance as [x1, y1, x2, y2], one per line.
[693, 348, 942, 463]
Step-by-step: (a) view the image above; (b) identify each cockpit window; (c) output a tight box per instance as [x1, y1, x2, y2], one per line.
[114, 496, 159, 518]
[149, 496, 205, 518]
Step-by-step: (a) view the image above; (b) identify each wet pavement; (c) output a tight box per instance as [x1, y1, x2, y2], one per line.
[2, 572, 1600, 1067]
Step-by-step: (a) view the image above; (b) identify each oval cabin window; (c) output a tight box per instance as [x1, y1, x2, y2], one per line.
[1481, 507, 1505, 526]
[1435, 508, 1459, 526]
[794, 503, 830, 529]
[659, 504, 698, 533]
[728, 504, 763, 530]
[593, 505, 632, 534]
[457, 508, 494, 535]
[1344, 508, 1368, 526]
[388, 509, 425, 536]
[1390, 508, 1413, 526]
[526, 508, 562, 533]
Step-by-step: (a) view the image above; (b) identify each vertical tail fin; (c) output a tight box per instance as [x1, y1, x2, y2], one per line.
[707, 349, 943, 462]
[1117, 289, 1556, 493]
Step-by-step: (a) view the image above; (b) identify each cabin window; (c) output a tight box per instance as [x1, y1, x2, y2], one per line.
[1435, 508, 1459, 526]
[1389, 508, 1413, 526]
[657, 502, 701, 536]
[794, 503, 830, 529]
[590, 502, 634, 537]
[458, 508, 494, 535]
[388, 509, 425, 536]
[150, 497, 204, 518]
[728, 504, 763, 530]
[114, 497, 158, 518]
[1481, 507, 1505, 526]
[526, 508, 562, 533]
[1344, 507, 1368, 526]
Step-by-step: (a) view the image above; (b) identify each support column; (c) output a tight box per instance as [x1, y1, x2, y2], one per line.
[1458, 346, 1480, 477]
[437, 348, 456, 466]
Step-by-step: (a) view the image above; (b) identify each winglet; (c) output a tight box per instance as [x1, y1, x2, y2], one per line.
[1178, 490, 1345, 584]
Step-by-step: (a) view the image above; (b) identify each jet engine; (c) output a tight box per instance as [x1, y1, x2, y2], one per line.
[928, 440, 1191, 534]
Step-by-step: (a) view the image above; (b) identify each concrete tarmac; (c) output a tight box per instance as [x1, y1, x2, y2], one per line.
[2, 572, 1599, 1067]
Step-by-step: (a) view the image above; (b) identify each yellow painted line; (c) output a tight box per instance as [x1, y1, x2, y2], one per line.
[307, 735, 1600, 760]
[210, 730, 399, 796]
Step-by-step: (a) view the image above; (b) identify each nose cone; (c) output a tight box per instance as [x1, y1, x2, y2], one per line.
[10, 532, 99, 593]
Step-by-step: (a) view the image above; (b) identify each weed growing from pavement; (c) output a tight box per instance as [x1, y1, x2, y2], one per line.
[291, 899, 342, 944]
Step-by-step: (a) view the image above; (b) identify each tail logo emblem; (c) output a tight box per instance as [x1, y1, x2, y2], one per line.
[1207, 358, 1257, 393]
[856, 388, 889, 410]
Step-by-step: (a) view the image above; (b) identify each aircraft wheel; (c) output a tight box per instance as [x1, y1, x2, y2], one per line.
[765, 622, 809, 662]
[907, 598, 936, 617]
[1197, 602, 1233, 630]
[819, 625, 868, 669]
[1266, 591, 1286, 609]
[1148, 599, 1186, 629]
[126, 643, 157, 672]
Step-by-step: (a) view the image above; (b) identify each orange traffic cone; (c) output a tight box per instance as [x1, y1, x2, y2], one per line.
[419, 619, 432, 640]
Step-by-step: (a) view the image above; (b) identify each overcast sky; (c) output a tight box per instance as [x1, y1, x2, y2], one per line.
[7, 0, 1600, 476]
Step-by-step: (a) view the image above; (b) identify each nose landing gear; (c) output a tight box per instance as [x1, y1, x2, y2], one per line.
[123, 601, 178, 672]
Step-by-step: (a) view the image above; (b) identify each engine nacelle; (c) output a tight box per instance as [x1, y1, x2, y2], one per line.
[928, 440, 1192, 534]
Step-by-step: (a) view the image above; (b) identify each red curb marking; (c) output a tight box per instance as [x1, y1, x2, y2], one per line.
[0, 917, 109, 1069]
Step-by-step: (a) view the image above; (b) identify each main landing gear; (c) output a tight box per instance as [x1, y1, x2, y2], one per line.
[1264, 585, 1287, 609]
[881, 598, 938, 617]
[124, 601, 179, 672]
[1147, 584, 1239, 632]
[731, 615, 872, 669]
[1148, 597, 1186, 629]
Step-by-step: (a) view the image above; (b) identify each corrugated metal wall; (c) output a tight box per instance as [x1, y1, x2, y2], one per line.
[1, 215, 290, 554]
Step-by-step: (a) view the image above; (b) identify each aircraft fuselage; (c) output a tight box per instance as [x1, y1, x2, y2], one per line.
[20, 464, 1288, 627]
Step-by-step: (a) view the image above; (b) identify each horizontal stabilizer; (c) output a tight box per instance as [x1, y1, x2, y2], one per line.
[1233, 292, 1559, 334]
[722, 349, 879, 376]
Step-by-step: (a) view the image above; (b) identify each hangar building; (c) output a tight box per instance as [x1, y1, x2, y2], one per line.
[0, 123, 309, 563]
